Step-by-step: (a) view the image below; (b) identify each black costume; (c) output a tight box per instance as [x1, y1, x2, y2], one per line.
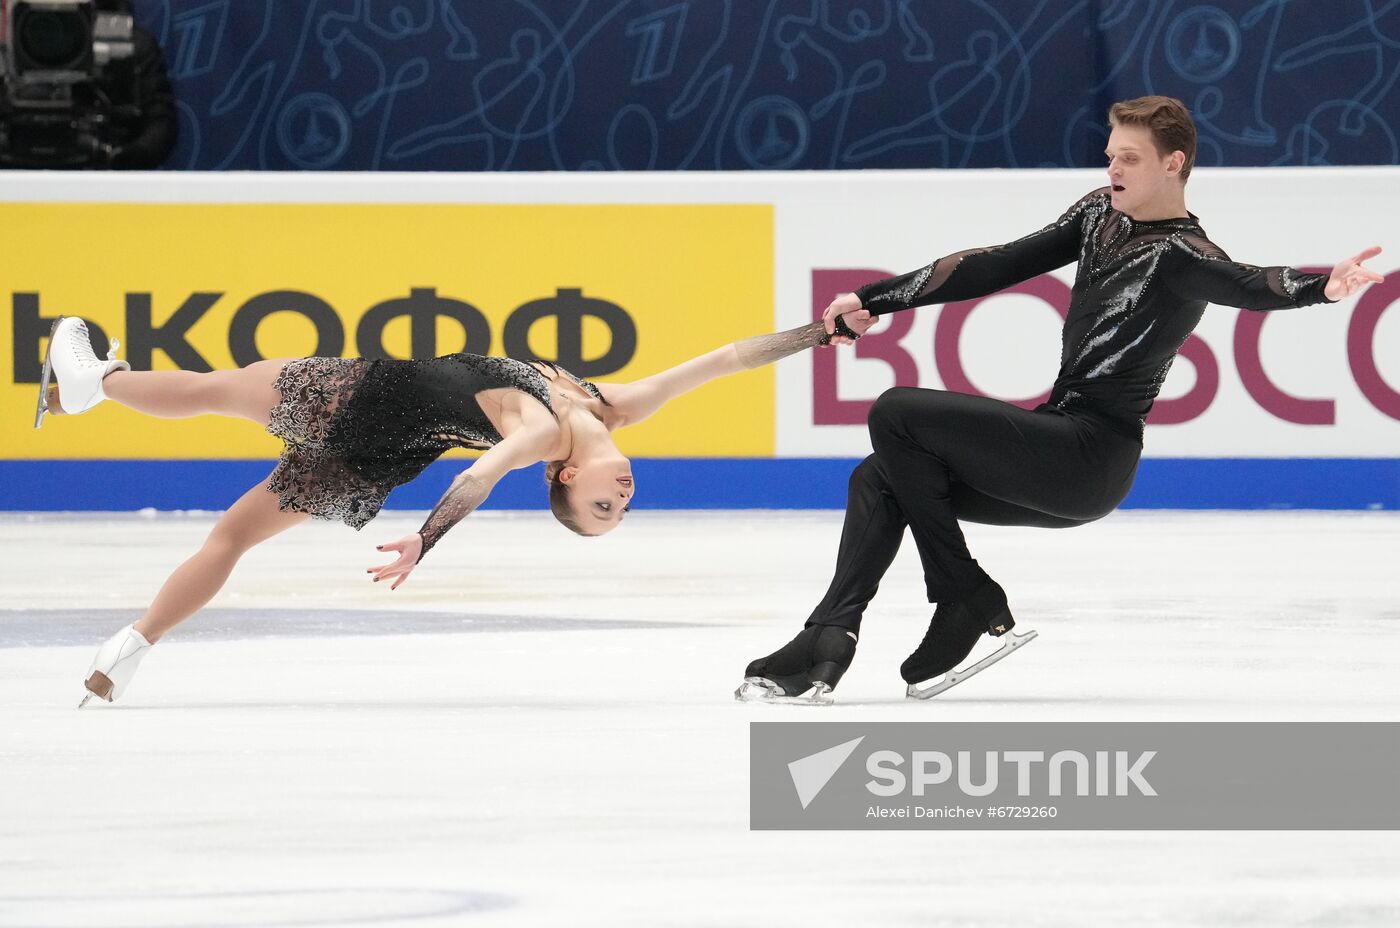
[265, 353, 604, 553]
[808, 186, 1333, 633]
[264, 322, 837, 560]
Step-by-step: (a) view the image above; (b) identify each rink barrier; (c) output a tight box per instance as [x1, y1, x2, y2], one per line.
[1, 459, 1395, 512]
[3, 170, 1395, 463]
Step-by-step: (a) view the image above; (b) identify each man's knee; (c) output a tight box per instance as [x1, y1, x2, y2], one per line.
[1069, 502, 1120, 525]
[867, 386, 923, 437]
[1037, 498, 1120, 527]
[849, 454, 886, 492]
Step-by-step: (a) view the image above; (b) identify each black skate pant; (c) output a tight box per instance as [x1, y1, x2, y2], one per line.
[808, 387, 1142, 632]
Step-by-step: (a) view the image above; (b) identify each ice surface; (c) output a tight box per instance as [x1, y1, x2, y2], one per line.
[1, 510, 1397, 927]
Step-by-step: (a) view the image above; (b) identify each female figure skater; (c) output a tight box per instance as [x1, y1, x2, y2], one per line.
[737, 95, 1385, 704]
[37, 311, 867, 705]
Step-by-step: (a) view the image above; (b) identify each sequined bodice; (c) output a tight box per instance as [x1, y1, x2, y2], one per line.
[857, 187, 1332, 438]
[332, 354, 554, 485]
[265, 353, 607, 533]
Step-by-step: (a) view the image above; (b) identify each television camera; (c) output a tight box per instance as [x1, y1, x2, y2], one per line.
[0, 0, 138, 166]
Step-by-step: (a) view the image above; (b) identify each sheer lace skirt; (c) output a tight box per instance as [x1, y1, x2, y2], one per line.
[265, 357, 387, 530]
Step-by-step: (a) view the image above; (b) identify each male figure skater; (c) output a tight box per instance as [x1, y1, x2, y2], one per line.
[738, 96, 1385, 704]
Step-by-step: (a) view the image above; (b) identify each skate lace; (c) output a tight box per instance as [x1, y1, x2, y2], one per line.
[914, 604, 951, 655]
[69, 324, 121, 367]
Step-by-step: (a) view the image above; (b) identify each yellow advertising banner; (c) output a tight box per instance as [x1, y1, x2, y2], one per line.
[2, 203, 773, 459]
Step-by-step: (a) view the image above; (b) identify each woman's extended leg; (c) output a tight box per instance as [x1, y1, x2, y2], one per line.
[82, 477, 307, 702]
[101, 358, 292, 426]
[132, 475, 310, 643]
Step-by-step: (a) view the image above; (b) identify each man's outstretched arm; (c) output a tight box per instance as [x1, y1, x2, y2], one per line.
[1172, 245, 1384, 310]
[822, 187, 1108, 340]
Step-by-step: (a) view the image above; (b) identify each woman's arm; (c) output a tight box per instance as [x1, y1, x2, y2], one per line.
[594, 319, 858, 428]
[368, 400, 559, 587]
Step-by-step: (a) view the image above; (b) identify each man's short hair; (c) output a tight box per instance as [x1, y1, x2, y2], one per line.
[1108, 96, 1197, 183]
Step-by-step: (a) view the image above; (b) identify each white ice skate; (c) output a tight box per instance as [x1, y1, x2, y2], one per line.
[35, 315, 130, 428]
[79, 624, 153, 708]
[905, 629, 1039, 699]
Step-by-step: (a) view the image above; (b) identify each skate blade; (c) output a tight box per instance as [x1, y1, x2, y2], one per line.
[734, 677, 834, 706]
[905, 629, 1038, 700]
[34, 316, 64, 429]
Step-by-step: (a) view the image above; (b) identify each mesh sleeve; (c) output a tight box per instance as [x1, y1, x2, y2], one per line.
[416, 473, 491, 560]
[1170, 236, 1333, 310]
[734, 321, 841, 369]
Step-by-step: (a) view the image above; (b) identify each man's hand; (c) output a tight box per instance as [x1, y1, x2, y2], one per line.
[368, 534, 424, 590]
[822, 293, 877, 346]
[821, 292, 863, 341]
[1325, 246, 1385, 301]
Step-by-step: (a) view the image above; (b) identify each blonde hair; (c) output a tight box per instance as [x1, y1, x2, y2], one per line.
[1108, 96, 1197, 183]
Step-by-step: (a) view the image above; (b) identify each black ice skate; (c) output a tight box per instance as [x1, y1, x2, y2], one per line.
[734, 624, 858, 706]
[902, 586, 1038, 699]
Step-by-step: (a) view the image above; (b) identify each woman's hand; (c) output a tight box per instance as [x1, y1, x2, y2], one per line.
[368, 534, 424, 590]
[821, 292, 864, 344]
[838, 309, 878, 339]
[1325, 246, 1384, 301]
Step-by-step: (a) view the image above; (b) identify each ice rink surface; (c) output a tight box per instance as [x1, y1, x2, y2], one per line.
[1, 509, 1397, 928]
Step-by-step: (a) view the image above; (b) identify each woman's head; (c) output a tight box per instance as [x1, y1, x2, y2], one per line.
[545, 456, 634, 536]
[1106, 96, 1197, 214]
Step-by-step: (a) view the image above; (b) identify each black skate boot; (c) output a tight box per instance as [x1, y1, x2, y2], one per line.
[734, 624, 858, 705]
[902, 580, 1038, 699]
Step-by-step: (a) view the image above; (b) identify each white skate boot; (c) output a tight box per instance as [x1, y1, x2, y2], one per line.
[79, 625, 153, 708]
[35, 315, 130, 428]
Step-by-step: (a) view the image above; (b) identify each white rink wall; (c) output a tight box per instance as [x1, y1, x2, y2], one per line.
[5, 166, 1394, 459]
[3, 168, 1395, 512]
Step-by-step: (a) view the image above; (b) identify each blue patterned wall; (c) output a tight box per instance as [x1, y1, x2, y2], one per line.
[139, 0, 1400, 171]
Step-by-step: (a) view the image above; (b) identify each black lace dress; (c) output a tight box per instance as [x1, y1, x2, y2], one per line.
[265, 354, 598, 530]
